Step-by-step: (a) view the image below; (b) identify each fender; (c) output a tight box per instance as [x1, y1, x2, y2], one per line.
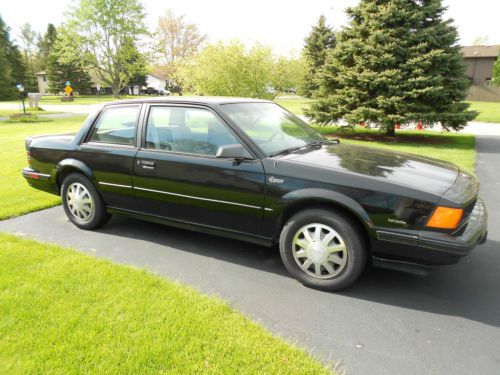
[55, 158, 94, 184]
[280, 188, 376, 235]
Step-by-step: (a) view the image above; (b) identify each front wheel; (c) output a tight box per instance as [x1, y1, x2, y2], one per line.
[61, 173, 110, 230]
[279, 208, 367, 291]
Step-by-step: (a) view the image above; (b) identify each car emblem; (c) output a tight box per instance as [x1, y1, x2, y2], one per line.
[268, 176, 284, 184]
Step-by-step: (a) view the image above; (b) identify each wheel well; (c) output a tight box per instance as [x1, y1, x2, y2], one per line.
[56, 167, 86, 192]
[277, 200, 372, 250]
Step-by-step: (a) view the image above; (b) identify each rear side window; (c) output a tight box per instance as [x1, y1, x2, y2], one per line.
[88, 105, 140, 145]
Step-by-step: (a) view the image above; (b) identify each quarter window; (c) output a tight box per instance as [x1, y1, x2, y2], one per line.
[88, 105, 140, 145]
[145, 106, 240, 156]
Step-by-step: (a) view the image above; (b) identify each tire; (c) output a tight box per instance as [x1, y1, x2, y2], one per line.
[61, 173, 110, 230]
[279, 208, 367, 291]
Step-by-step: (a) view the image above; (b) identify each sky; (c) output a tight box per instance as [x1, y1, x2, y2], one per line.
[1, 0, 499, 55]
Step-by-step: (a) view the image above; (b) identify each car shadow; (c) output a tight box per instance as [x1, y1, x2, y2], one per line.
[97, 215, 500, 329]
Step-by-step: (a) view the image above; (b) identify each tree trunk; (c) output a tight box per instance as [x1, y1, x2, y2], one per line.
[385, 124, 396, 137]
[111, 81, 121, 98]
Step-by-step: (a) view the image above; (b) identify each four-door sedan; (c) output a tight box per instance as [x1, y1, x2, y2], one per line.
[22, 97, 488, 291]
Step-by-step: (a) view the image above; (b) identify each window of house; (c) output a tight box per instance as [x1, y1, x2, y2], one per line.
[145, 106, 239, 156]
[88, 105, 140, 145]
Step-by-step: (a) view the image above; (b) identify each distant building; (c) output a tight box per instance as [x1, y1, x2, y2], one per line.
[36, 71, 49, 94]
[146, 74, 167, 91]
[462, 45, 500, 86]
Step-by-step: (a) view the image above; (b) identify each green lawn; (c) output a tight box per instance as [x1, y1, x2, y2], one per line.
[313, 126, 476, 173]
[468, 101, 500, 123]
[0, 233, 329, 374]
[275, 97, 314, 115]
[0, 116, 86, 220]
[0, 109, 61, 117]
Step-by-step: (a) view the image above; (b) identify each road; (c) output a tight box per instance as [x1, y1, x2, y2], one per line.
[1, 137, 499, 374]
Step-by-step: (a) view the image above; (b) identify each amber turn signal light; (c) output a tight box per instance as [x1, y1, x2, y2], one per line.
[426, 206, 463, 229]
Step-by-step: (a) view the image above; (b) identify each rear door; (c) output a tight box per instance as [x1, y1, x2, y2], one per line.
[76, 104, 141, 210]
[132, 104, 266, 236]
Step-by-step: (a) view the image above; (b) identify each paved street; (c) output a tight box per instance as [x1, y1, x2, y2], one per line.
[1, 137, 499, 374]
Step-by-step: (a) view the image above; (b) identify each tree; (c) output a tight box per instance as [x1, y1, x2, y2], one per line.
[38, 24, 57, 70]
[47, 29, 93, 94]
[184, 41, 275, 99]
[155, 9, 206, 87]
[301, 15, 336, 97]
[0, 46, 16, 100]
[0, 15, 27, 92]
[271, 56, 307, 95]
[18, 23, 39, 92]
[306, 0, 476, 136]
[64, 0, 148, 97]
[493, 56, 500, 86]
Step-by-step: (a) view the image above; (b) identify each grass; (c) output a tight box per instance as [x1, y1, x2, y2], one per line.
[0, 108, 61, 117]
[468, 101, 500, 123]
[0, 116, 85, 220]
[275, 97, 314, 115]
[2, 95, 141, 106]
[0, 233, 330, 374]
[312, 126, 476, 173]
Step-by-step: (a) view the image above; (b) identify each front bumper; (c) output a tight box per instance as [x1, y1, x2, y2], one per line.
[419, 197, 488, 258]
[373, 198, 488, 266]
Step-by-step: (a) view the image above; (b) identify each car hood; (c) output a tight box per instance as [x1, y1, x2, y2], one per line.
[285, 143, 459, 196]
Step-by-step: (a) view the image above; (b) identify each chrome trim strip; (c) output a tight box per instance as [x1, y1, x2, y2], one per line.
[264, 208, 274, 212]
[98, 182, 132, 189]
[134, 186, 262, 210]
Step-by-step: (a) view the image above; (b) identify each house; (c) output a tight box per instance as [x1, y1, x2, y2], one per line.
[35, 71, 49, 94]
[462, 45, 500, 86]
[146, 74, 167, 91]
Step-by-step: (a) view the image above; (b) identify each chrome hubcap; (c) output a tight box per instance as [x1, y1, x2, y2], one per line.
[66, 182, 94, 222]
[292, 223, 348, 279]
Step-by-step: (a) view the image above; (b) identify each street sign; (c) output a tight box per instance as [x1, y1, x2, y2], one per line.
[64, 86, 73, 95]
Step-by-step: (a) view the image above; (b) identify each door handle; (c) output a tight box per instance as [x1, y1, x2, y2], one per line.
[139, 160, 156, 169]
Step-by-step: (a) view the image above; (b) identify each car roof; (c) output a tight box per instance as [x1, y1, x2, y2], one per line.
[107, 96, 273, 107]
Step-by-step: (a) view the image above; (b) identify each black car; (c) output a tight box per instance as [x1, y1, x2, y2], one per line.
[22, 97, 488, 291]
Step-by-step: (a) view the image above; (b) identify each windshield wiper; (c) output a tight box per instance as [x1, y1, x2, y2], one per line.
[306, 139, 339, 147]
[268, 146, 304, 158]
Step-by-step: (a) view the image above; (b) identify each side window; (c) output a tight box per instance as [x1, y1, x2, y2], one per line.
[145, 106, 240, 156]
[88, 105, 140, 145]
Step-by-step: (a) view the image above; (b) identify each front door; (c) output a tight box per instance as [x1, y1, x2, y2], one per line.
[132, 104, 266, 236]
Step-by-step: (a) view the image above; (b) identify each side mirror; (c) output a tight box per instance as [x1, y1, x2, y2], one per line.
[216, 144, 253, 160]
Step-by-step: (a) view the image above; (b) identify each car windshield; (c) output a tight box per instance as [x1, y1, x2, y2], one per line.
[220, 102, 325, 156]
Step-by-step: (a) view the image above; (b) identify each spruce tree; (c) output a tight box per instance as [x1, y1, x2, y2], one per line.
[47, 35, 93, 94]
[0, 15, 27, 90]
[307, 0, 476, 136]
[38, 24, 57, 70]
[301, 15, 336, 97]
[0, 46, 16, 100]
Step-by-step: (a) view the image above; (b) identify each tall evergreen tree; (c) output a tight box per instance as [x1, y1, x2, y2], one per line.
[301, 15, 336, 97]
[47, 33, 92, 94]
[0, 15, 27, 90]
[0, 46, 16, 100]
[38, 24, 57, 70]
[307, 0, 476, 136]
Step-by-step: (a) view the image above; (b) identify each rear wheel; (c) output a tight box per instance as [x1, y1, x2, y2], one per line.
[279, 208, 367, 291]
[61, 173, 110, 230]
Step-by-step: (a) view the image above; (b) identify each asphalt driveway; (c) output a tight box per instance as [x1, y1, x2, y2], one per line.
[1, 136, 499, 374]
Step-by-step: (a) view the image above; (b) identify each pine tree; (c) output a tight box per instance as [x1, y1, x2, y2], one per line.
[412, 0, 476, 130]
[47, 35, 93, 94]
[0, 15, 27, 90]
[301, 15, 336, 97]
[306, 0, 476, 136]
[0, 46, 16, 100]
[38, 24, 57, 70]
